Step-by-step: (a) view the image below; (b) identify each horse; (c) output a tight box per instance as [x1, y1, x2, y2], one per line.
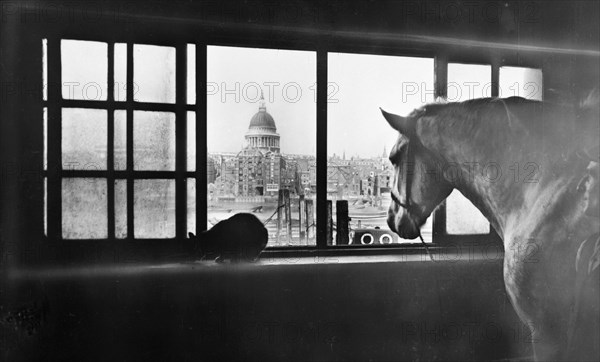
[381, 96, 599, 361]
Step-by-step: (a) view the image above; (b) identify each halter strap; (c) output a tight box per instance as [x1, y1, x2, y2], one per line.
[390, 140, 435, 262]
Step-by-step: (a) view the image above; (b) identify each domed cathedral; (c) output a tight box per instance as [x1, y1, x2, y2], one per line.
[234, 93, 284, 197]
[245, 93, 281, 153]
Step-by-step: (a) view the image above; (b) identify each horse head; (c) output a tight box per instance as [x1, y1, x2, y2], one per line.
[380, 107, 453, 239]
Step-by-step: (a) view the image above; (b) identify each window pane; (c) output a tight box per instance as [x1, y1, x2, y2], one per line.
[447, 63, 491, 102]
[42, 39, 47, 101]
[187, 178, 196, 235]
[61, 40, 107, 101]
[187, 111, 196, 171]
[134, 179, 175, 238]
[446, 190, 490, 234]
[114, 110, 127, 170]
[62, 108, 107, 170]
[134, 44, 175, 104]
[328, 53, 435, 244]
[187, 44, 196, 105]
[445, 63, 491, 235]
[133, 111, 175, 171]
[207, 46, 317, 246]
[43, 107, 47, 170]
[114, 43, 127, 102]
[115, 179, 127, 239]
[62, 178, 107, 239]
[499, 66, 543, 100]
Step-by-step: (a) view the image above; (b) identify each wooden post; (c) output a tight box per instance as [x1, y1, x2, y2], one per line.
[305, 199, 313, 242]
[336, 200, 349, 245]
[284, 189, 292, 245]
[326, 200, 333, 245]
[299, 195, 306, 242]
[277, 189, 284, 245]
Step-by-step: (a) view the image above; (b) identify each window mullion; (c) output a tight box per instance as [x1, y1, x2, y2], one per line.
[126, 42, 134, 239]
[47, 37, 62, 240]
[107, 42, 115, 240]
[175, 43, 187, 240]
[196, 44, 207, 232]
[491, 58, 500, 97]
[316, 49, 328, 249]
[432, 54, 448, 241]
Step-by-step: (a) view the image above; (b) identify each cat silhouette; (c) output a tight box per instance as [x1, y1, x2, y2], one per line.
[188, 213, 268, 263]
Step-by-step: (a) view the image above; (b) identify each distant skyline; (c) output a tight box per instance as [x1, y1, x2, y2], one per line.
[56, 41, 542, 160]
[206, 46, 436, 158]
[207, 46, 317, 155]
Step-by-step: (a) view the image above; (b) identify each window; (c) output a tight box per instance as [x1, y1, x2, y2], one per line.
[327, 52, 435, 245]
[499, 66, 543, 100]
[44, 39, 196, 240]
[444, 63, 492, 235]
[437, 63, 543, 238]
[39, 25, 543, 259]
[206, 46, 317, 247]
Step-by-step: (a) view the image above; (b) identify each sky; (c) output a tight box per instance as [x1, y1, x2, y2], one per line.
[55, 41, 543, 160]
[207, 46, 436, 158]
[207, 46, 317, 155]
[328, 53, 435, 158]
[207, 47, 542, 158]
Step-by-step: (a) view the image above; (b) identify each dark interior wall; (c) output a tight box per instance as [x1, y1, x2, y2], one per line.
[3, 258, 530, 362]
[0, 1, 598, 361]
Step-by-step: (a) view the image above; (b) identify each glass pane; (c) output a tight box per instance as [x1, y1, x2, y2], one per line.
[207, 46, 317, 246]
[447, 63, 491, 102]
[61, 40, 107, 101]
[133, 44, 175, 103]
[114, 43, 127, 102]
[42, 39, 47, 101]
[115, 179, 127, 239]
[62, 178, 107, 239]
[445, 63, 492, 234]
[133, 111, 175, 171]
[187, 178, 196, 235]
[187, 111, 196, 171]
[62, 108, 107, 170]
[446, 190, 490, 234]
[43, 107, 47, 170]
[187, 44, 196, 105]
[114, 110, 127, 170]
[499, 66, 543, 100]
[134, 179, 175, 238]
[328, 53, 435, 244]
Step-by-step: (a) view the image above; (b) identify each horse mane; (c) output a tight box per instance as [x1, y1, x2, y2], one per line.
[414, 96, 598, 163]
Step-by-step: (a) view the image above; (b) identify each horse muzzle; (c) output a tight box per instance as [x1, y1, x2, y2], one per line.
[387, 201, 421, 240]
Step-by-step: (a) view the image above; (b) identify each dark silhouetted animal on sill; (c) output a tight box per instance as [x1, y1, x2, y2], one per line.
[188, 213, 268, 263]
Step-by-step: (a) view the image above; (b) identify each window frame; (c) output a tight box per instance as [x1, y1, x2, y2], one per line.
[36, 15, 546, 264]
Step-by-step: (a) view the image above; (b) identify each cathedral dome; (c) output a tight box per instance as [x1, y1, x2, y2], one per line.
[248, 93, 277, 131]
[245, 91, 280, 153]
[249, 109, 276, 131]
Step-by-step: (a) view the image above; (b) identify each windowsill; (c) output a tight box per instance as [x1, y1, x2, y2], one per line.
[8, 244, 504, 281]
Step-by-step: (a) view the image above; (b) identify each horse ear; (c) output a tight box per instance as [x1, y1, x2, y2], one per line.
[380, 108, 414, 136]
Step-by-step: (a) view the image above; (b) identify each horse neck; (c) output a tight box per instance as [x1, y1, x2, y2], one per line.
[421, 101, 587, 239]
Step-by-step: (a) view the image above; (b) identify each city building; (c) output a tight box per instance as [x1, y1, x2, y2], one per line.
[207, 99, 393, 200]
